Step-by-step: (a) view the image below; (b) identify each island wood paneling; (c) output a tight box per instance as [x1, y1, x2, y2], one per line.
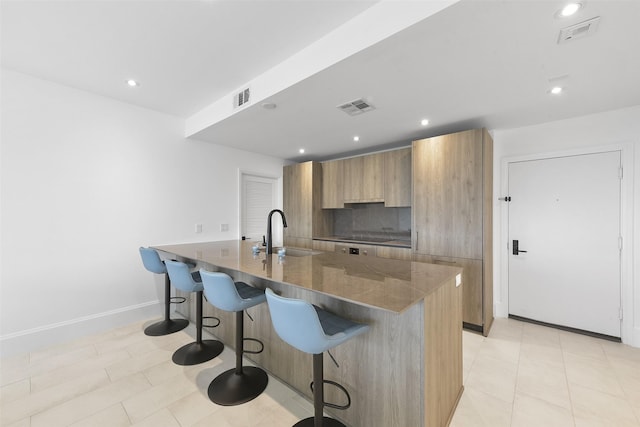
[424, 274, 463, 427]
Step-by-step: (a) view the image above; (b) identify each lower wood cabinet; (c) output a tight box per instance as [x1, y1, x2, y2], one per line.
[377, 246, 412, 261]
[413, 254, 483, 328]
[312, 239, 336, 252]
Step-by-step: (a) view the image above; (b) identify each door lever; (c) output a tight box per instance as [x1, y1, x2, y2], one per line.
[512, 240, 528, 255]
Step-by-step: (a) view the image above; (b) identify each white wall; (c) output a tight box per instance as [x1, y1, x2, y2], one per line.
[492, 105, 640, 347]
[0, 69, 286, 356]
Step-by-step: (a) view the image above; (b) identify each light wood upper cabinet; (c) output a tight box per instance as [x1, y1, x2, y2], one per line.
[412, 129, 484, 259]
[384, 147, 411, 207]
[321, 160, 344, 209]
[343, 153, 384, 203]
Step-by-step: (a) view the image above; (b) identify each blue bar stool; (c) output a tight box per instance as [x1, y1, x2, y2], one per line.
[165, 260, 224, 365]
[265, 288, 368, 427]
[139, 247, 189, 336]
[200, 270, 269, 406]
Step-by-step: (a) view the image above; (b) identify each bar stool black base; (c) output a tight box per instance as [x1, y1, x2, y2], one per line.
[144, 318, 189, 336]
[207, 366, 269, 406]
[172, 340, 223, 366]
[293, 416, 346, 427]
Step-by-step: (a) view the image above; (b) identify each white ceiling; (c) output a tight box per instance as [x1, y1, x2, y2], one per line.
[3, 1, 640, 161]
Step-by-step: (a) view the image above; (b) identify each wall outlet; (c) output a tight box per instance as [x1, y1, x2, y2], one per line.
[220, 223, 229, 232]
[195, 224, 202, 233]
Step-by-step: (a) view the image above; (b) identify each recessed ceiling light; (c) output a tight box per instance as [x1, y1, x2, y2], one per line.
[420, 119, 430, 126]
[559, 2, 582, 17]
[550, 86, 563, 95]
[126, 79, 139, 87]
[353, 136, 360, 142]
[299, 148, 305, 154]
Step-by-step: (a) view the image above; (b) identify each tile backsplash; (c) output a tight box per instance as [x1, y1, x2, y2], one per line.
[332, 203, 411, 241]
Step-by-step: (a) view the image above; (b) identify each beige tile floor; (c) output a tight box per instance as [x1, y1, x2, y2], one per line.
[1, 317, 640, 427]
[452, 318, 640, 427]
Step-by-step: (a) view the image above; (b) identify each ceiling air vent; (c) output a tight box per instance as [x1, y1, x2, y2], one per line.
[337, 98, 375, 116]
[558, 16, 601, 44]
[233, 87, 251, 109]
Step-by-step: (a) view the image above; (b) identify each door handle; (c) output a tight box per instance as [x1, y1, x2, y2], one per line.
[512, 240, 528, 255]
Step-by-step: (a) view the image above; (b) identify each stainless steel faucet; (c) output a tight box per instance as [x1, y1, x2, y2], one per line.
[266, 209, 287, 254]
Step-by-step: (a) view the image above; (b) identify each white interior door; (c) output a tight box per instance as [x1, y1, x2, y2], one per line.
[240, 173, 278, 243]
[508, 151, 622, 337]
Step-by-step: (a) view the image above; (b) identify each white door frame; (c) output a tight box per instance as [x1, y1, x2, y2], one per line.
[498, 142, 635, 345]
[237, 169, 283, 240]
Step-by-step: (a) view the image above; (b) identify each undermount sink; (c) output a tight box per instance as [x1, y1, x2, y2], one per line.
[273, 247, 322, 257]
[253, 246, 321, 257]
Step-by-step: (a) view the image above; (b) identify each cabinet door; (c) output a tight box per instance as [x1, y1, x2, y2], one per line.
[414, 254, 483, 327]
[384, 148, 411, 207]
[343, 156, 363, 202]
[362, 152, 384, 201]
[412, 129, 483, 259]
[283, 162, 313, 241]
[312, 239, 336, 252]
[343, 153, 384, 203]
[376, 246, 412, 261]
[321, 160, 344, 208]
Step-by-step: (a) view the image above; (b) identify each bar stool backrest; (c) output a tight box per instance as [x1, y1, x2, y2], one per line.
[139, 247, 166, 274]
[200, 271, 244, 312]
[165, 260, 202, 293]
[265, 288, 329, 355]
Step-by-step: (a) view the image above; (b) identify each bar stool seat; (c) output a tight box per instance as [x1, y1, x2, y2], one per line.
[265, 288, 368, 427]
[200, 270, 268, 406]
[139, 247, 188, 336]
[165, 260, 224, 366]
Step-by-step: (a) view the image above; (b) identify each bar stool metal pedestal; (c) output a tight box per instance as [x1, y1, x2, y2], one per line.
[139, 247, 189, 336]
[165, 260, 224, 366]
[201, 270, 269, 406]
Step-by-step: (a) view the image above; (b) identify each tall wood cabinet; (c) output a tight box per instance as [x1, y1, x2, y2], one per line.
[412, 128, 493, 335]
[283, 161, 331, 249]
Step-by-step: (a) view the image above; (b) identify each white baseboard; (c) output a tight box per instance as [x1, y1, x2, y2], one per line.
[0, 301, 163, 358]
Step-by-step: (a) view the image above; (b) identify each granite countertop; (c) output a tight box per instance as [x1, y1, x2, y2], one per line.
[153, 240, 460, 313]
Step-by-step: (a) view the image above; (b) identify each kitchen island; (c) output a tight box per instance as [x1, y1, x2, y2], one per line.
[153, 240, 463, 427]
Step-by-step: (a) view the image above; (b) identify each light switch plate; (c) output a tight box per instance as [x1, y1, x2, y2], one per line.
[456, 274, 462, 287]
